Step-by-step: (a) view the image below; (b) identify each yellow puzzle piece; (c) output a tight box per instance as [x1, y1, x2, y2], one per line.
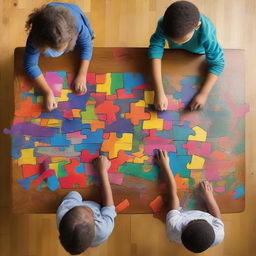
[187, 155, 205, 169]
[96, 73, 111, 95]
[18, 148, 36, 165]
[101, 133, 133, 159]
[188, 126, 207, 142]
[143, 112, 164, 130]
[144, 91, 154, 105]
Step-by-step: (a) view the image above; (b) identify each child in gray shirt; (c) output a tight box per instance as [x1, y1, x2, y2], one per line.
[56, 156, 116, 255]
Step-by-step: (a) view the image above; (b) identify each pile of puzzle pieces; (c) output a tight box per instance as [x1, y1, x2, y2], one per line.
[6, 71, 247, 203]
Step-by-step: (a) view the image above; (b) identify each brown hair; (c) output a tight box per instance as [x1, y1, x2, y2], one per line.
[26, 5, 78, 51]
[59, 207, 95, 255]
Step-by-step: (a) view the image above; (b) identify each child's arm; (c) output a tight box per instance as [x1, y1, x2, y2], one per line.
[73, 59, 90, 94]
[149, 18, 168, 111]
[93, 156, 114, 207]
[74, 23, 93, 94]
[190, 72, 218, 111]
[155, 150, 180, 211]
[201, 181, 222, 219]
[24, 40, 57, 112]
[34, 74, 57, 111]
[190, 28, 225, 111]
[151, 59, 168, 111]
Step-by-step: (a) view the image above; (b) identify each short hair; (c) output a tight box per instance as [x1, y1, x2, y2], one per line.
[25, 5, 78, 50]
[163, 1, 200, 39]
[181, 219, 215, 253]
[59, 207, 95, 255]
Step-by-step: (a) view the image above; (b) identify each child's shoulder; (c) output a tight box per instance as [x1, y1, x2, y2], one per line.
[199, 13, 217, 38]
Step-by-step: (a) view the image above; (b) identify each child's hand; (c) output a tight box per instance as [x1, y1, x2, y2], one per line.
[154, 92, 168, 111]
[155, 149, 171, 172]
[73, 74, 87, 94]
[190, 92, 208, 111]
[44, 92, 57, 112]
[200, 180, 214, 201]
[93, 156, 111, 175]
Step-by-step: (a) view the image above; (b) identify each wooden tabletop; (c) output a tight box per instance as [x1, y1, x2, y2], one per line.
[12, 47, 245, 214]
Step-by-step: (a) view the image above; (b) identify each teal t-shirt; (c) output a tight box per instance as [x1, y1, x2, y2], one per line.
[149, 14, 225, 76]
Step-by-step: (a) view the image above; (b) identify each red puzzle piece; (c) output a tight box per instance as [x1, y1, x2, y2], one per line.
[96, 101, 120, 123]
[59, 158, 88, 188]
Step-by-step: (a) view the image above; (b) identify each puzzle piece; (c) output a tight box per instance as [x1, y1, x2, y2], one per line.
[18, 148, 36, 165]
[125, 100, 150, 125]
[107, 151, 130, 172]
[119, 163, 159, 182]
[80, 149, 100, 163]
[124, 73, 144, 93]
[144, 91, 154, 105]
[57, 89, 72, 102]
[110, 73, 124, 94]
[183, 141, 211, 157]
[149, 196, 164, 213]
[22, 164, 40, 178]
[169, 152, 192, 178]
[96, 100, 120, 123]
[101, 133, 133, 159]
[188, 126, 207, 142]
[59, 158, 88, 188]
[172, 122, 195, 140]
[15, 97, 42, 118]
[143, 112, 164, 130]
[186, 155, 205, 169]
[115, 199, 130, 212]
[96, 73, 111, 95]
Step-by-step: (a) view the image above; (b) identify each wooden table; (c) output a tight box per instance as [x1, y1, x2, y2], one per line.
[12, 47, 245, 214]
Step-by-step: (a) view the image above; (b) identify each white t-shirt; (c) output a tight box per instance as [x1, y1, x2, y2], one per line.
[166, 209, 224, 247]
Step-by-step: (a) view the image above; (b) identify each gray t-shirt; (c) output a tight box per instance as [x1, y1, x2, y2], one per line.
[166, 208, 224, 247]
[56, 191, 117, 247]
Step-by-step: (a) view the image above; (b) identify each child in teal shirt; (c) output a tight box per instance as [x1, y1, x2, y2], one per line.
[149, 1, 224, 111]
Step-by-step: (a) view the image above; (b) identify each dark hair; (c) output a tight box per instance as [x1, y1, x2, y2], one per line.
[163, 1, 200, 39]
[181, 219, 215, 253]
[25, 5, 78, 51]
[59, 207, 95, 255]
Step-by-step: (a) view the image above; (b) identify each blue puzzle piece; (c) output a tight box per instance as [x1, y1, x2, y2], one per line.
[75, 163, 85, 174]
[48, 174, 60, 191]
[51, 133, 71, 147]
[232, 184, 245, 199]
[124, 73, 144, 93]
[74, 143, 101, 154]
[56, 71, 67, 78]
[104, 116, 133, 133]
[68, 93, 90, 109]
[62, 119, 83, 133]
[18, 174, 39, 190]
[168, 152, 192, 178]
[175, 141, 188, 155]
[172, 123, 195, 141]
[157, 111, 180, 121]
[39, 109, 63, 119]
[81, 129, 104, 144]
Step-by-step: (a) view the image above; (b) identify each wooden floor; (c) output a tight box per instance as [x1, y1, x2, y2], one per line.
[0, 0, 255, 255]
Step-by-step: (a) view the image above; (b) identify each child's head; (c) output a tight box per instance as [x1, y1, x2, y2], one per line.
[25, 5, 78, 52]
[59, 206, 95, 255]
[163, 1, 200, 44]
[181, 219, 215, 253]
